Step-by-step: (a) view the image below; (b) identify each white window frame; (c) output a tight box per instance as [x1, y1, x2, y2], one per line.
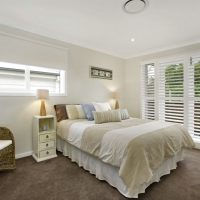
[141, 52, 200, 140]
[140, 62, 156, 120]
[0, 62, 66, 96]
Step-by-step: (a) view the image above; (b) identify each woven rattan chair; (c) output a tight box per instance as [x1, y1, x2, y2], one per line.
[0, 127, 16, 170]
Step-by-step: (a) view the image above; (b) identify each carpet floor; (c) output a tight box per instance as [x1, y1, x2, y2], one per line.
[0, 149, 200, 200]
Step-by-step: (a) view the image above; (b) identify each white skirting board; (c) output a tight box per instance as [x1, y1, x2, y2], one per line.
[15, 151, 32, 159]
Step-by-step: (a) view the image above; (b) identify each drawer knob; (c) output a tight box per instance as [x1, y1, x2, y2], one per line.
[46, 143, 49, 147]
[46, 135, 49, 139]
[46, 151, 49, 155]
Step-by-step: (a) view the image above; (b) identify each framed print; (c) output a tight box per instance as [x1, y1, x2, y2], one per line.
[90, 66, 112, 80]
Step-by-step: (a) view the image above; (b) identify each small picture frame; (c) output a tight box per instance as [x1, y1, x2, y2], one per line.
[90, 66, 113, 80]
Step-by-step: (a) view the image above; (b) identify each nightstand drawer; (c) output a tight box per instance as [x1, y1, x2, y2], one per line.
[39, 148, 56, 158]
[39, 133, 55, 142]
[39, 141, 55, 150]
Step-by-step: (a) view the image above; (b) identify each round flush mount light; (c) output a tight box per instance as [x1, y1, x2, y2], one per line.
[130, 38, 135, 42]
[123, 0, 148, 14]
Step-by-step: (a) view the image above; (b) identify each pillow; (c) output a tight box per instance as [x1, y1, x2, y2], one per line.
[54, 104, 68, 122]
[66, 105, 86, 119]
[120, 109, 130, 120]
[93, 102, 111, 112]
[93, 110, 121, 124]
[66, 105, 79, 119]
[76, 105, 86, 119]
[81, 103, 96, 121]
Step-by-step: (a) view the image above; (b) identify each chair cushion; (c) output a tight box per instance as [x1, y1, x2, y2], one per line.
[0, 140, 12, 150]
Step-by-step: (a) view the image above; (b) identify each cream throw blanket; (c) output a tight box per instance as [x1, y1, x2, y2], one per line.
[58, 118, 194, 193]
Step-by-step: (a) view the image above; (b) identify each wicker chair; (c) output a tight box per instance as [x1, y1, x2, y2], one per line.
[0, 127, 16, 170]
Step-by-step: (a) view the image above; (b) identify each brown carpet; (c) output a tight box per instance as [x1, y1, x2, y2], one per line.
[0, 149, 200, 200]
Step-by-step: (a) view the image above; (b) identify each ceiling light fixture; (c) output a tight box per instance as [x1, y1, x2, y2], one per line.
[123, 0, 148, 14]
[131, 38, 135, 42]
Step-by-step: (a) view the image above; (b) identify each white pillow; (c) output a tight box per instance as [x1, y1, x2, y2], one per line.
[93, 102, 111, 112]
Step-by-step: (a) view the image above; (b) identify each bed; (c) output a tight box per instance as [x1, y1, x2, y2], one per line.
[55, 106, 194, 198]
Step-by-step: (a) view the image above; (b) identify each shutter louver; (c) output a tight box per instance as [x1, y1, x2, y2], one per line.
[188, 56, 200, 137]
[159, 62, 184, 124]
[141, 63, 155, 120]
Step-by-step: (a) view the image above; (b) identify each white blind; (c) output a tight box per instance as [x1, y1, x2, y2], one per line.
[141, 63, 155, 120]
[30, 70, 60, 93]
[188, 56, 200, 137]
[0, 63, 25, 92]
[159, 61, 184, 124]
[0, 62, 65, 95]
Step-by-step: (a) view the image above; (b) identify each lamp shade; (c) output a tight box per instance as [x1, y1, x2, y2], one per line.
[37, 89, 49, 100]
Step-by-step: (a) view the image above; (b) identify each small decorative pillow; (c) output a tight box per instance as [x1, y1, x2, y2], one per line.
[120, 109, 130, 120]
[76, 105, 86, 119]
[93, 102, 111, 112]
[81, 103, 96, 121]
[66, 105, 86, 119]
[54, 104, 68, 122]
[93, 110, 121, 124]
[66, 105, 79, 119]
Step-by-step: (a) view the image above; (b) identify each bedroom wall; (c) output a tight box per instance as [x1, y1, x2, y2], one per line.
[0, 25, 125, 157]
[124, 43, 200, 118]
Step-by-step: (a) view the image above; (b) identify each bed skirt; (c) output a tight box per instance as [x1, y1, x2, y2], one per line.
[57, 136, 183, 198]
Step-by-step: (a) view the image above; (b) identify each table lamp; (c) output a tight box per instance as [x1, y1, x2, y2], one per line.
[112, 91, 120, 109]
[37, 89, 49, 116]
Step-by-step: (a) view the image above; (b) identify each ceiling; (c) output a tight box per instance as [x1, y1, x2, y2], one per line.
[0, 0, 200, 59]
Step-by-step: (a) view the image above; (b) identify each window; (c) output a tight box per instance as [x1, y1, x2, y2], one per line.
[141, 63, 155, 120]
[188, 56, 200, 137]
[0, 62, 65, 95]
[141, 55, 200, 139]
[159, 61, 184, 124]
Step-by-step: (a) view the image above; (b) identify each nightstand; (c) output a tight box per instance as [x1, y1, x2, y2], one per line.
[32, 115, 57, 162]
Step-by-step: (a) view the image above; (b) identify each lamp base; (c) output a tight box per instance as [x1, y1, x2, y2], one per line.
[115, 100, 120, 109]
[40, 100, 47, 116]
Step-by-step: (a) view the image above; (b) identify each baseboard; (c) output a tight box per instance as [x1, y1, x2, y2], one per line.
[15, 151, 33, 159]
[193, 138, 200, 150]
[195, 142, 200, 150]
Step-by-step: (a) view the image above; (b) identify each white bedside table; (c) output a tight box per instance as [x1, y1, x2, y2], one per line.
[32, 115, 57, 162]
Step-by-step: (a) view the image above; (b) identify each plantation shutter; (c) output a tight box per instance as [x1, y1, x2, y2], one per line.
[188, 56, 200, 137]
[30, 70, 60, 93]
[159, 61, 184, 124]
[141, 63, 155, 120]
[0, 64, 25, 92]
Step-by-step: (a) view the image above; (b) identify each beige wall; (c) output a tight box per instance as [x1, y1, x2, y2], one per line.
[2, 24, 200, 157]
[124, 43, 200, 118]
[0, 25, 125, 157]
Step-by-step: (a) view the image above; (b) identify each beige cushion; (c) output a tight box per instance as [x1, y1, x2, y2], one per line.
[93, 102, 111, 112]
[76, 105, 86, 119]
[66, 105, 86, 119]
[66, 105, 79, 119]
[0, 140, 12, 150]
[93, 110, 121, 124]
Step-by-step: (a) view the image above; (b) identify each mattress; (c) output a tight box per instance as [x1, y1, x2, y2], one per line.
[57, 136, 183, 198]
